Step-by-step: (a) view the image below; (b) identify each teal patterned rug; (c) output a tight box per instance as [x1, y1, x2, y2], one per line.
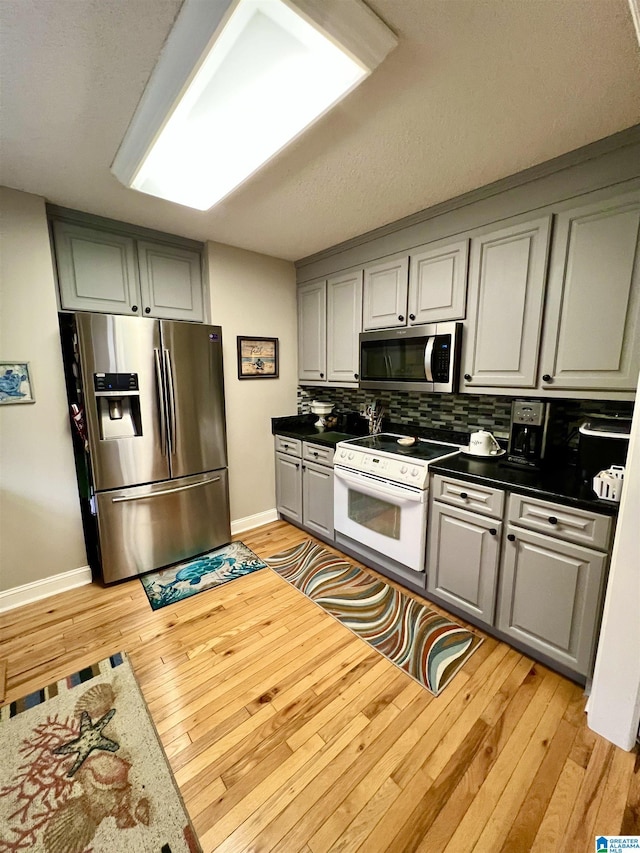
[140, 541, 267, 610]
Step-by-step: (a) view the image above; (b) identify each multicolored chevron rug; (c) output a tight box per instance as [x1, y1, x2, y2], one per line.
[140, 541, 267, 610]
[0, 652, 200, 852]
[266, 541, 483, 696]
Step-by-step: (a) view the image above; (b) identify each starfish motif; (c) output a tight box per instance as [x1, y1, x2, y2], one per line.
[52, 708, 119, 776]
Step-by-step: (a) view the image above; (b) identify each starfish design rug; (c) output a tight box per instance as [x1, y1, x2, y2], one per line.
[266, 540, 483, 696]
[0, 652, 200, 852]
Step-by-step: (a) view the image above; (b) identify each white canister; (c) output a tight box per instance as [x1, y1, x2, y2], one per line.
[468, 429, 501, 456]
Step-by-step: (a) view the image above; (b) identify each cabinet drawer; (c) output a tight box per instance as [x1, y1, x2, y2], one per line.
[303, 442, 334, 467]
[274, 435, 302, 457]
[507, 493, 612, 551]
[432, 474, 504, 518]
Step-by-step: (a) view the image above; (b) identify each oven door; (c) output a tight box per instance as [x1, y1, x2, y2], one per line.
[334, 466, 428, 572]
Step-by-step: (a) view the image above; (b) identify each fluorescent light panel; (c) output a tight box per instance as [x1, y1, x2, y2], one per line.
[112, 0, 396, 211]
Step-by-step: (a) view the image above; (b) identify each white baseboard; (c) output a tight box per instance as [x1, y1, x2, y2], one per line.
[0, 565, 93, 613]
[231, 508, 279, 536]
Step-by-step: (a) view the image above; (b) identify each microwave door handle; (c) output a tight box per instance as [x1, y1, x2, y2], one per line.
[424, 338, 435, 382]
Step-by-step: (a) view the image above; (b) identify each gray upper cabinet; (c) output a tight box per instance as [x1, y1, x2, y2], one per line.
[327, 270, 363, 383]
[138, 241, 204, 321]
[462, 216, 552, 388]
[53, 221, 140, 315]
[408, 239, 469, 324]
[539, 191, 640, 391]
[362, 256, 409, 330]
[298, 279, 327, 382]
[52, 217, 205, 322]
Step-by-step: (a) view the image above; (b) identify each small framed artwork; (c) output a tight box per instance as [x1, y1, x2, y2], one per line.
[0, 362, 35, 404]
[237, 336, 279, 379]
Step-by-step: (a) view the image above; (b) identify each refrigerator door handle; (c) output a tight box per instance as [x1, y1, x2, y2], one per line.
[153, 347, 168, 457]
[111, 476, 221, 503]
[163, 347, 177, 456]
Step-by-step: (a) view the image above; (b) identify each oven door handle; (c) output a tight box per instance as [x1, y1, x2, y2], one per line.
[334, 467, 424, 503]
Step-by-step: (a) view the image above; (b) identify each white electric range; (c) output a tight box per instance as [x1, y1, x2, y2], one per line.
[333, 433, 461, 575]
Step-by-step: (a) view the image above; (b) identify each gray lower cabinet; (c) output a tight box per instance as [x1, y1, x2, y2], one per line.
[274, 438, 334, 539]
[302, 459, 334, 538]
[275, 451, 302, 523]
[426, 475, 611, 679]
[427, 502, 501, 623]
[52, 218, 204, 321]
[497, 524, 607, 676]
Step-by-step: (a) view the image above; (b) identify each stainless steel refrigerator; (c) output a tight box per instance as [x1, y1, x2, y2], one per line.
[61, 312, 230, 583]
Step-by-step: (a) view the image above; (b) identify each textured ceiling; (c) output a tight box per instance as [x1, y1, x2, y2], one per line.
[1, 0, 639, 261]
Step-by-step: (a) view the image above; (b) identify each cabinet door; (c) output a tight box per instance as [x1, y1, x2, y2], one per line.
[539, 192, 640, 390]
[497, 525, 607, 676]
[327, 270, 362, 383]
[298, 280, 327, 382]
[462, 217, 551, 388]
[53, 221, 140, 315]
[275, 452, 302, 523]
[302, 460, 334, 539]
[427, 501, 501, 623]
[362, 257, 409, 330]
[138, 241, 204, 322]
[408, 239, 469, 324]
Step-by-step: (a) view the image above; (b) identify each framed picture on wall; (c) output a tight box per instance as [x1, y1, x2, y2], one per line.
[237, 336, 279, 379]
[0, 362, 35, 404]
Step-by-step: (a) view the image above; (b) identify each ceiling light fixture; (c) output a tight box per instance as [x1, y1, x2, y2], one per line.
[111, 0, 397, 211]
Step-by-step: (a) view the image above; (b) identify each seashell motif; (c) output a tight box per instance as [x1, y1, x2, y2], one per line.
[74, 683, 115, 719]
[42, 796, 98, 853]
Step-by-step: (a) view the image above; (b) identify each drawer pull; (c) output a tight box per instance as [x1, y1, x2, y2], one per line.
[489, 528, 497, 536]
[459, 492, 468, 499]
[313, 451, 319, 457]
[548, 516, 558, 525]
[507, 533, 516, 542]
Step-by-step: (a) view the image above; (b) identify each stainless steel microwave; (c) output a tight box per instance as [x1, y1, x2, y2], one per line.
[359, 322, 462, 393]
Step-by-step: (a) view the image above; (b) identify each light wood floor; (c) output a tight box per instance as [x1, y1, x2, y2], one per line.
[2, 520, 638, 851]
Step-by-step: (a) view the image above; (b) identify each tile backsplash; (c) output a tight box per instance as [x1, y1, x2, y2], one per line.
[298, 386, 633, 447]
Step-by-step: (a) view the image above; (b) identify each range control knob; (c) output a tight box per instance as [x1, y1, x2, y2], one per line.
[339, 450, 346, 458]
[411, 467, 420, 477]
[348, 452, 355, 460]
[400, 465, 408, 474]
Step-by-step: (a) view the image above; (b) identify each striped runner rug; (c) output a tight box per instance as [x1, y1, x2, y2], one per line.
[266, 540, 483, 696]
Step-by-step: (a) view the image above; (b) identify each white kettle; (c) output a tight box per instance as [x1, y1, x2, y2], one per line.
[468, 429, 501, 456]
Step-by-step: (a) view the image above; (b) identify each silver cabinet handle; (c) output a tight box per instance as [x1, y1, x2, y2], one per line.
[163, 348, 177, 456]
[112, 477, 220, 503]
[153, 347, 167, 457]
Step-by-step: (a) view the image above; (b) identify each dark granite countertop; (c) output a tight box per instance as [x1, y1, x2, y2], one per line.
[272, 414, 619, 515]
[429, 454, 620, 516]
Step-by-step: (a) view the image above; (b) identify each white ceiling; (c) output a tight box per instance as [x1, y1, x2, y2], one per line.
[1, 0, 639, 262]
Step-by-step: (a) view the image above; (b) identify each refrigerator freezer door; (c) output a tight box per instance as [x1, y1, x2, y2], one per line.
[161, 321, 228, 479]
[76, 313, 169, 491]
[96, 469, 231, 582]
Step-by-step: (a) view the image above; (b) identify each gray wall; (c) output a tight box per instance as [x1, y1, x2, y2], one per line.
[0, 188, 88, 592]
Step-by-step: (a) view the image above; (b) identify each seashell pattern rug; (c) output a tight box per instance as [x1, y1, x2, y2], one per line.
[0, 652, 200, 852]
[266, 541, 483, 696]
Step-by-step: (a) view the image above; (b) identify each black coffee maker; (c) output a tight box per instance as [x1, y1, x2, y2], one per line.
[506, 400, 549, 469]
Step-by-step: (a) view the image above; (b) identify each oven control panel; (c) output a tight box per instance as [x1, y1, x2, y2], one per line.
[334, 447, 429, 488]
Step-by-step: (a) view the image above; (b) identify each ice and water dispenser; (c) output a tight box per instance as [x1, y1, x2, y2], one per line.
[93, 372, 142, 440]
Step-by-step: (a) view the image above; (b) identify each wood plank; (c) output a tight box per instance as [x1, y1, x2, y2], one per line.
[1, 519, 635, 853]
